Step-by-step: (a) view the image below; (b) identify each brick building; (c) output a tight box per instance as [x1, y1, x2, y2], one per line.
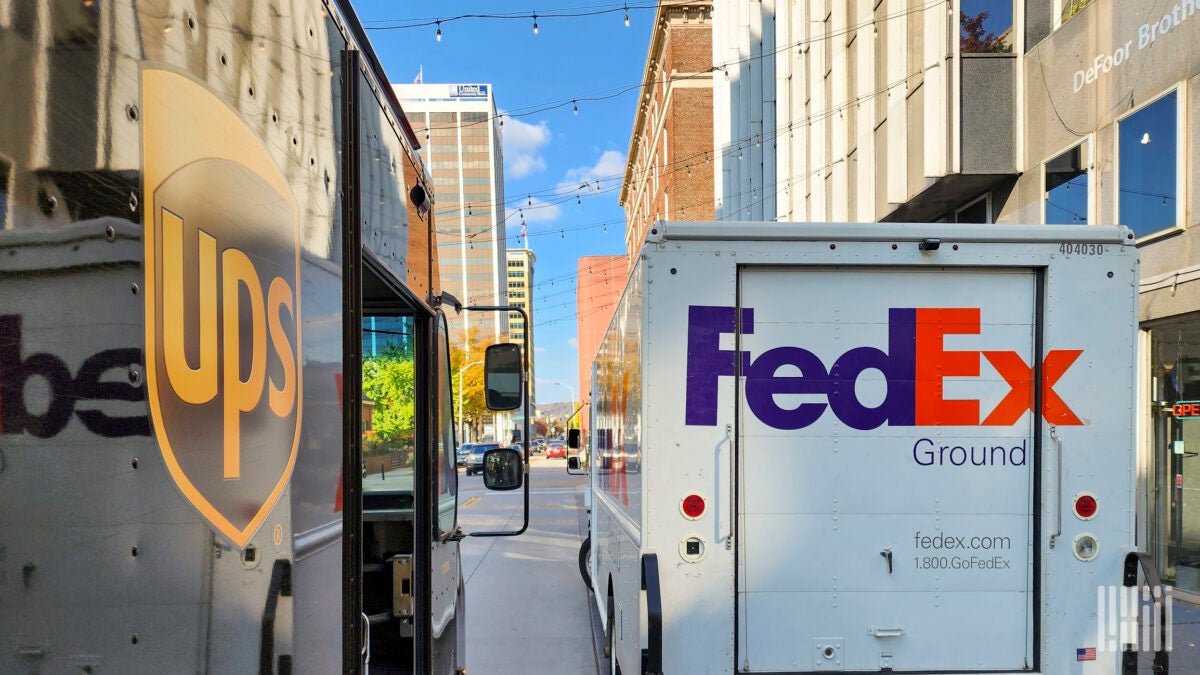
[619, 2, 715, 267]
[575, 255, 626, 438]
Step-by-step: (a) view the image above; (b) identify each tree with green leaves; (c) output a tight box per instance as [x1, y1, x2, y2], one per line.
[362, 346, 416, 448]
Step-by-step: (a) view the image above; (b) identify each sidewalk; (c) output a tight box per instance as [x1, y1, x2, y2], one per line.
[460, 464, 597, 674]
[1141, 597, 1200, 671]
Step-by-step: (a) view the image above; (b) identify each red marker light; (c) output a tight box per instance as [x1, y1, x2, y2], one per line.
[681, 494, 705, 519]
[1074, 493, 1098, 520]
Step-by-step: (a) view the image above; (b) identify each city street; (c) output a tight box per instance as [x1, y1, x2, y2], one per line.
[457, 457, 597, 674]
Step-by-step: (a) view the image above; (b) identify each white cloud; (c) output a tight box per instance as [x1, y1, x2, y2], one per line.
[502, 115, 551, 179]
[558, 150, 626, 194]
[508, 153, 545, 178]
[568, 338, 579, 350]
[506, 197, 561, 226]
[534, 346, 546, 354]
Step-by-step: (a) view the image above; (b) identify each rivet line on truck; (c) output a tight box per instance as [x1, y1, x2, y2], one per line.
[571, 221, 1168, 674]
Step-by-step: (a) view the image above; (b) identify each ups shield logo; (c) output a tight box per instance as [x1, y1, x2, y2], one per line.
[143, 69, 302, 548]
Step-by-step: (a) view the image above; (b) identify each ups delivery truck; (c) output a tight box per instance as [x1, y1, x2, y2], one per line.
[0, 1, 530, 673]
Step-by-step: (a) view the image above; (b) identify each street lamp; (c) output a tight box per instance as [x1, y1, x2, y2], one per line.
[553, 380, 576, 429]
[459, 360, 484, 443]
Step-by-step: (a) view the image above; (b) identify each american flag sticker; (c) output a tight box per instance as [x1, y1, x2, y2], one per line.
[1076, 647, 1097, 661]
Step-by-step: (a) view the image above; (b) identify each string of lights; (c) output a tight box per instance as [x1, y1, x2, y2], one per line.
[363, 2, 656, 31]
[428, 61, 929, 254]
[425, 56, 942, 237]
[395, 0, 952, 134]
[466, 169, 822, 324]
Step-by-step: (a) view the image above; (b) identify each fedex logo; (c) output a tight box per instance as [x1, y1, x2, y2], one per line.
[685, 306, 1083, 430]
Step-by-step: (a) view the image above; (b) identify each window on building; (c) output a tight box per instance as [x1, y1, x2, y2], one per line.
[507, 270, 524, 278]
[1044, 140, 1089, 225]
[960, 0, 1015, 53]
[955, 194, 991, 223]
[1056, 0, 1094, 28]
[1119, 91, 1179, 238]
[507, 260, 522, 267]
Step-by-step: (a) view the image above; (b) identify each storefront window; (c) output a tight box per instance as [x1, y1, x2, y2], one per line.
[1119, 91, 1178, 237]
[1148, 316, 1200, 595]
[1044, 140, 1088, 224]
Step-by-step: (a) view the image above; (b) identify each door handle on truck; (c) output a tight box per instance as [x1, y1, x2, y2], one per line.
[361, 612, 369, 665]
[880, 548, 893, 574]
[259, 559, 292, 675]
[723, 423, 734, 550]
[1049, 425, 1063, 549]
[642, 554, 663, 675]
[1122, 551, 1170, 674]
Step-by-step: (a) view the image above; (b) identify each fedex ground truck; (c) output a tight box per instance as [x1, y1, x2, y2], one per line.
[584, 221, 1165, 674]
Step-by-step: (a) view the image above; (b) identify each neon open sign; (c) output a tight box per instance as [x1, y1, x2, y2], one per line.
[1172, 401, 1200, 419]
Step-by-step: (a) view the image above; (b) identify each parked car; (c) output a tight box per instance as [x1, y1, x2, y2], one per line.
[456, 443, 474, 467]
[545, 441, 566, 459]
[465, 443, 501, 476]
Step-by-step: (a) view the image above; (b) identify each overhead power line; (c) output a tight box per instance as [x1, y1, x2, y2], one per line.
[363, 2, 658, 30]
[393, 0, 951, 134]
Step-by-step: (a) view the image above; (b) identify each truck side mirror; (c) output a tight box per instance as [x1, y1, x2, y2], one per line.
[482, 448, 523, 491]
[484, 343, 522, 411]
[567, 428, 580, 449]
[566, 453, 588, 476]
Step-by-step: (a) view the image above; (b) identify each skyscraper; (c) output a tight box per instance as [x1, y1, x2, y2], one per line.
[505, 247, 536, 407]
[393, 83, 508, 348]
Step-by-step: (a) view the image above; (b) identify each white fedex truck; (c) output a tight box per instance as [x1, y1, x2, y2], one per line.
[582, 222, 1166, 674]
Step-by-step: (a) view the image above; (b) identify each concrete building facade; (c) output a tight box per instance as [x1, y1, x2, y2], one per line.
[392, 83, 508, 348]
[713, 0, 1200, 600]
[506, 247, 536, 406]
[619, 1, 715, 267]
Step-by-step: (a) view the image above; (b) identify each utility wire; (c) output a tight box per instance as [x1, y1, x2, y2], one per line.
[398, 0, 952, 133]
[364, 2, 659, 30]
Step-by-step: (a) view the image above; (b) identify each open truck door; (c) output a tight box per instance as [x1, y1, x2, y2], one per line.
[340, 48, 530, 672]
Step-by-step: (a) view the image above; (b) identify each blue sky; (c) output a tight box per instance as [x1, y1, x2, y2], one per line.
[354, 1, 654, 403]
[961, 0, 1014, 37]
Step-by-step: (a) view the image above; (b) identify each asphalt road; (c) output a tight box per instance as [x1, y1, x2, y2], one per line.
[456, 456, 597, 674]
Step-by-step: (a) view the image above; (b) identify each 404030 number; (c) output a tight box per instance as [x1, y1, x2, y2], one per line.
[1059, 243, 1104, 256]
